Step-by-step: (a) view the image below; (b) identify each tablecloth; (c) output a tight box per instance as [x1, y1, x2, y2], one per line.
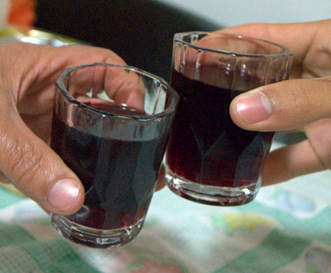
[1, 140, 331, 273]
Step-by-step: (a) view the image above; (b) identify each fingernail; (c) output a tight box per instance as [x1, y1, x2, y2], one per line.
[47, 179, 80, 211]
[236, 92, 273, 124]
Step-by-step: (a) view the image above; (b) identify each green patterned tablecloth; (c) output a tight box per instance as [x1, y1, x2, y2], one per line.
[1, 141, 331, 273]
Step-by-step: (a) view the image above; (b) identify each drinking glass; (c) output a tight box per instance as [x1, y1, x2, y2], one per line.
[165, 32, 292, 206]
[51, 63, 179, 248]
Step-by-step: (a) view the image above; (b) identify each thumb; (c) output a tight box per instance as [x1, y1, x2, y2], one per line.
[229, 77, 331, 132]
[0, 107, 84, 215]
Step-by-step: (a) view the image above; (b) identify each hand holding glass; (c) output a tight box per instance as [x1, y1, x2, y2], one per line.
[166, 32, 292, 206]
[51, 63, 178, 248]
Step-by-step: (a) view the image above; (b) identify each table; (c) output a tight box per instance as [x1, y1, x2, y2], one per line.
[1, 140, 331, 273]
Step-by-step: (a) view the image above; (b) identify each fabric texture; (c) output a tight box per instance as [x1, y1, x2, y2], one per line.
[1, 140, 331, 272]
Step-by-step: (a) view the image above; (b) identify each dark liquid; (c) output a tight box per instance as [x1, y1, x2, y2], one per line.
[166, 70, 273, 188]
[51, 103, 167, 230]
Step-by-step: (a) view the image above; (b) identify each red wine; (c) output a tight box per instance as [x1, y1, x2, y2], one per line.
[166, 70, 273, 188]
[51, 103, 167, 230]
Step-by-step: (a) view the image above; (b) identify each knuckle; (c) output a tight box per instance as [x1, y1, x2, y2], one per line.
[272, 78, 331, 127]
[3, 136, 45, 192]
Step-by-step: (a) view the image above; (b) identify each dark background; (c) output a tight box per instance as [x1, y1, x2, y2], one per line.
[34, 0, 221, 81]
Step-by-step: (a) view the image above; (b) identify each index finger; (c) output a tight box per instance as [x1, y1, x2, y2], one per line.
[216, 20, 328, 78]
[61, 63, 145, 112]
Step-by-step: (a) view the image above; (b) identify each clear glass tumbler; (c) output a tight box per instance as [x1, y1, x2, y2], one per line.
[165, 32, 293, 206]
[51, 63, 179, 248]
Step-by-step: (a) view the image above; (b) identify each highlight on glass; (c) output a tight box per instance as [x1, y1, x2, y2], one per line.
[165, 32, 293, 206]
[51, 63, 179, 248]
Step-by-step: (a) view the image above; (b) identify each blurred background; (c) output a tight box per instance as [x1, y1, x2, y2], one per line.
[34, 0, 331, 82]
[159, 0, 331, 27]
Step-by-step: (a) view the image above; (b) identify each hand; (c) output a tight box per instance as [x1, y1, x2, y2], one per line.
[0, 42, 130, 215]
[217, 20, 331, 185]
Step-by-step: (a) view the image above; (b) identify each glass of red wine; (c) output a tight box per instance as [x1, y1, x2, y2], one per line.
[165, 32, 293, 206]
[50, 63, 179, 248]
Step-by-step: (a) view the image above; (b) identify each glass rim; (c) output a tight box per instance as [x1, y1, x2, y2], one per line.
[174, 31, 293, 58]
[56, 62, 179, 120]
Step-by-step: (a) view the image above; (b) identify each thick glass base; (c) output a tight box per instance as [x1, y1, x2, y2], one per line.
[165, 169, 259, 206]
[51, 214, 144, 248]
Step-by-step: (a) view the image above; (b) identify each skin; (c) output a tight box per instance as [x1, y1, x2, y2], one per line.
[216, 19, 331, 185]
[0, 42, 127, 215]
